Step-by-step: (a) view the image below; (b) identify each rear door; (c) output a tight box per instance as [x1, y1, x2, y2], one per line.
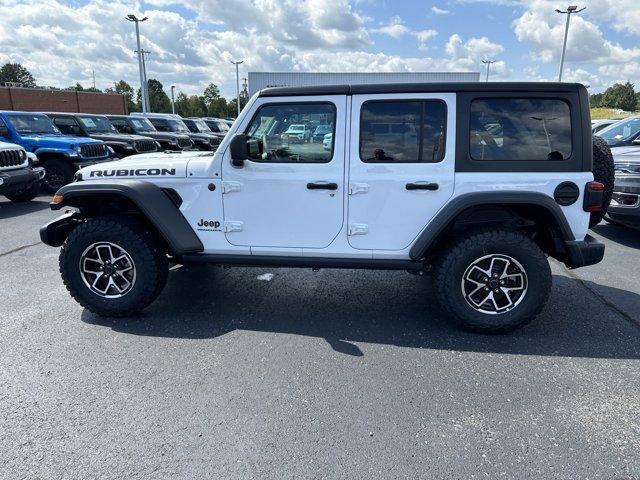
[347, 93, 456, 250]
[222, 96, 346, 249]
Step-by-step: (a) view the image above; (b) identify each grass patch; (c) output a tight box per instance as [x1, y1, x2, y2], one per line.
[591, 108, 637, 120]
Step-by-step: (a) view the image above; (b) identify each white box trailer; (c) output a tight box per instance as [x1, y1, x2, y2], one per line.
[248, 71, 480, 97]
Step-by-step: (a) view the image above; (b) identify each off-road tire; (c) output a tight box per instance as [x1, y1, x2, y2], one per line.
[4, 181, 40, 202]
[590, 136, 615, 228]
[42, 159, 75, 194]
[434, 229, 551, 333]
[59, 216, 168, 317]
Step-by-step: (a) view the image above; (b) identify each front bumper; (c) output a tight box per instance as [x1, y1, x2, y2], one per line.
[605, 173, 640, 227]
[564, 234, 605, 269]
[0, 166, 45, 194]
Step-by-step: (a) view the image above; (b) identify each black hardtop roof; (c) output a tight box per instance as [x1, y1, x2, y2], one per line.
[259, 82, 585, 97]
[44, 112, 109, 118]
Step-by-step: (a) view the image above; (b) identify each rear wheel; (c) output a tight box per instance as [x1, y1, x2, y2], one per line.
[59, 217, 168, 317]
[434, 229, 551, 333]
[590, 136, 615, 228]
[5, 181, 40, 202]
[42, 159, 74, 193]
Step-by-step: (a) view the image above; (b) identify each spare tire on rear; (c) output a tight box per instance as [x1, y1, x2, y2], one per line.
[590, 136, 615, 228]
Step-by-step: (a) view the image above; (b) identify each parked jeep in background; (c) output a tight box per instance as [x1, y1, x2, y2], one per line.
[44, 113, 159, 158]
[41, 82, 613, 333]
[597, 116, 640, 149]
[0, 111, 110, 193]
[184, 117, 225, 143]
[131, 113, 219, 151]
[605, 146, 640, 228]
[201, 117, 230, 137]
[106, 115, 193, 151]
[0, 140, 45, 202]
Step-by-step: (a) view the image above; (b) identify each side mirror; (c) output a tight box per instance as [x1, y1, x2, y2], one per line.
[632, 138, 640, 145]
[0, 124, 9, 138]
[229, 134, 248, 167]
[69, 125, 82, 135]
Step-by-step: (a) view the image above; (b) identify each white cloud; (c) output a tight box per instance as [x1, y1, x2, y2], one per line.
[415, 29, 438, 51]
[371, 16, 410, 38]
[431, 6, 450, 15]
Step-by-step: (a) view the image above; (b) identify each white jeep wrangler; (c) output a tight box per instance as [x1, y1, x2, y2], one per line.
[40, 82, 612, 332]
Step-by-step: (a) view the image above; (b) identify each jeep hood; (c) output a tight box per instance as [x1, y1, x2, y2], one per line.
[77, 150, 213, 180]
[89, 133, 155, 143]
[20, 134, 102, 150]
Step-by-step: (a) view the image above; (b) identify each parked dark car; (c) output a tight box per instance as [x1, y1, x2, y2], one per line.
[597, 116, 640, 148]
[45, 113, 159, 158]
[201, 117, 230, 137]
[131, 113, 219, 151]
[312, 124, 332, 143]
[106, 115, 193, 151]
[183, 117, 225, 145]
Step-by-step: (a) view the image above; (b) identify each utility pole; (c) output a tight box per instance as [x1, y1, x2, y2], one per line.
[92, 70, 96, 89]
[481, 60, 496, 82]
[230, 60, 243, 116]
[171, 85, 176, 114]
[555, 5, 585, 82]
[141, 50, 151, 112]
[126, 14, 148, 112]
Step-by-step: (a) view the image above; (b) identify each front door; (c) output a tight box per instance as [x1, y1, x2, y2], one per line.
[222, 96, 346, 249]
[347, 93, 456, 250]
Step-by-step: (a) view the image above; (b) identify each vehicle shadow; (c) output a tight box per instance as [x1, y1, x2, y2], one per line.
[0, 197, 50, 220]
[81, 265, 640, 359]
[592, 222, 640, 249]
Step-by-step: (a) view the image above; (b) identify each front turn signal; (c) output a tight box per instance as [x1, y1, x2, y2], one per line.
[51, 194, 64, 205]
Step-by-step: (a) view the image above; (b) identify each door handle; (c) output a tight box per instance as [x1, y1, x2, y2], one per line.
[307, 182, 338, 190]
[406, 182, 439, 191]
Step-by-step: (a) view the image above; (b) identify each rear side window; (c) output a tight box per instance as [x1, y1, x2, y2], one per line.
[470, 98, 572, 161]
[360, 100, 446, 163]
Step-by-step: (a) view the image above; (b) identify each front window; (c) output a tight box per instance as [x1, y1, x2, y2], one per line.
[7, 114, 60, 135]
[149, 118, 190, 133]
[469, 98, 572, 161]
[598, 117, 640, 145]
[245, 103, 336, 163]
[129, 118, 156, 133]
[192, 119, 211, 133]
[78, 116, 117, 134]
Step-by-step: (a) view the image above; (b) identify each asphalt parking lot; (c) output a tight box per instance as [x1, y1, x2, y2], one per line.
[1, 195, 639, 480]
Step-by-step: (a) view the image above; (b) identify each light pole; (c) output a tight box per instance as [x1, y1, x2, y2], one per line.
[126, 14, 148, 112]
[481, 59, 496, 82]
[230, 60, 243, 116]
[555, 5, 585, 82]
[170, 85, 176, 114]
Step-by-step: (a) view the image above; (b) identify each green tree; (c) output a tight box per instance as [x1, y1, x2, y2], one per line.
[203, 83, 221, 105]
[208, 97, 229, 118]
[175, 92, 208, 117]
[589, 93, 603, 108]
[69, 82, 84, 91]
[145, 78, 172, 113]
[227, 96, 248, 118]
[111, 80, 139, 113]
[601, 81, 637, 112]
[0, 63, 36, 87]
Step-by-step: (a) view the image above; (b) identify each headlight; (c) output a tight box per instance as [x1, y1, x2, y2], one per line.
[155, 141, 162, 149]
[19, 149, 26, 161]
[74, 144, 82, 153]
[107, 146, 115, 155]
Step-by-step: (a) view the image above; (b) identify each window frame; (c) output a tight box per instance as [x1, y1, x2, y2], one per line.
[358, 99, 448, 164]
[243, 101, 337, 164]
[456, 91, 587, 173]
[468, 97, 573, 163]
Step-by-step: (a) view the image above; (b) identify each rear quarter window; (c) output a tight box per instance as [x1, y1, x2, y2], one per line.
[469, 98, 572, 161]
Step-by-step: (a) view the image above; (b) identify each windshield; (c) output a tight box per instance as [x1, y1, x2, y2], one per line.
[598, 117, 640, 144]
[314, 125, 331, 134]
[7, 113, 60, 135]
[288, 125, 305, 132]
[78, 116, 117, 134]
[129, 118, 156, 132]
[193, 119, 211, 133]
[166, 119, 190, 133]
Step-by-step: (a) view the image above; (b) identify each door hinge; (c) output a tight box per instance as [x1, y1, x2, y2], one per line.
[222, 181, 242, 194]
[348, 183, 370, 195]
[224, 221, 244, 233]
[348, 223, 369, 236]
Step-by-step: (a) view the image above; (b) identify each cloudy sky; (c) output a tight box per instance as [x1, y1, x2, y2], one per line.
[1, 0, 639, 98]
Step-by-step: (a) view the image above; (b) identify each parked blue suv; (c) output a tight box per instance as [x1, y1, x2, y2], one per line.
[0, 111, 111, 193]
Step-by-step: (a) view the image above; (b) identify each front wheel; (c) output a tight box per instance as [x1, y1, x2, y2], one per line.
[42, 159, 74, 193]
[59, 217, 168, 317]
[5, 181, 40, 202]
[434, 229, 551, 333]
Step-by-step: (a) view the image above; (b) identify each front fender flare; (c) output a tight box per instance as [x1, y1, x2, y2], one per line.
[44, 179, 203, 255]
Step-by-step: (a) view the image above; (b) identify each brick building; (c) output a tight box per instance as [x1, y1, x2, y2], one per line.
[0, 87, 128, 114]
